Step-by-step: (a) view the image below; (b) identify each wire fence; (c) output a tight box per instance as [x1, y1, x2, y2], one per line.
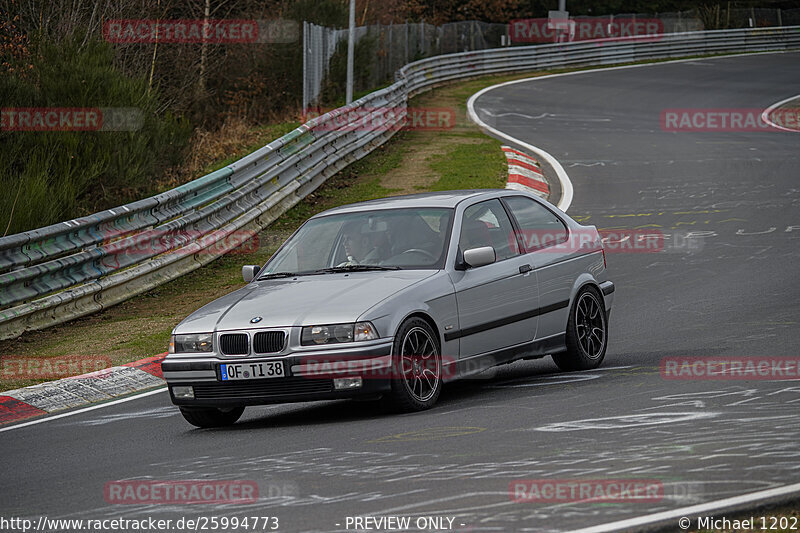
[302, 12, 695, 112]
[302, 8, 800, 113]
[699, 7, 800, 30]
[602, 11, 702, 33]
[302, 20, 509, 113]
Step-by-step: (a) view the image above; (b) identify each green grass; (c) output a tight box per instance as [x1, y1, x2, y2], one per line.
[269, 140, 408, 233]
[428, 133, 507, 191]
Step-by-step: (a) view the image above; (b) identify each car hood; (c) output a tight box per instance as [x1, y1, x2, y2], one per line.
[174, 270, 436, 333]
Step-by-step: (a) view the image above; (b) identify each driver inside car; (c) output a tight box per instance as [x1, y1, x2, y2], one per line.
[339, 219, 391, 266]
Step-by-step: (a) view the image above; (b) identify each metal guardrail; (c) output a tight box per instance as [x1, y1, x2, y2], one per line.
[1, 26, 798, 340]
[399, 27, 800, 95]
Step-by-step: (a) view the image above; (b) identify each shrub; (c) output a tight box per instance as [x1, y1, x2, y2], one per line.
[0, 34, 190, 236]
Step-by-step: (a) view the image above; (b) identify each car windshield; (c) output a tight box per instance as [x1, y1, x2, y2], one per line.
[261, 207, 453, 276]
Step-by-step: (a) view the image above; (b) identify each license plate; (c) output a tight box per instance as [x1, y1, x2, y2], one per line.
[220, 361, 285, 381]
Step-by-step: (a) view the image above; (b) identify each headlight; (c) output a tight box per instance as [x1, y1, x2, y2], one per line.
[169, 333, 213, 353]
[301, 322, 378, 346]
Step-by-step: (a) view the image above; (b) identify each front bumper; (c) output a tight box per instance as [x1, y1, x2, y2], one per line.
[162, 340, 394, 407]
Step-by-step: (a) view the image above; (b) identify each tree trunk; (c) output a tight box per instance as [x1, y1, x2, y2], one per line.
[197, 0, 211, 99]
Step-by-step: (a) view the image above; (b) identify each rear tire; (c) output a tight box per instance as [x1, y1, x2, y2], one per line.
[179, 406, 245, 428]
[552, 286, 608, 371]
[384, 318, 442, 412]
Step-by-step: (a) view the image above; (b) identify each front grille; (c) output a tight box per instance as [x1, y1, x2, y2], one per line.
[220, 333, 248, 355]
[193, 377, 333, 400]
[253, 331, 285, 354]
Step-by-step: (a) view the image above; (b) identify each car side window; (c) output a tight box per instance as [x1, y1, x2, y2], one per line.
[504, 196, 568, 251]
[459, 199, 518, 261]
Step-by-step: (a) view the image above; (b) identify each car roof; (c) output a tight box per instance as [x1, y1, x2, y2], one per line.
[313, 189, 509, 217]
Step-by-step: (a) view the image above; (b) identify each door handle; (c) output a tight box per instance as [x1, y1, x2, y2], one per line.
[519, 264, 532, 274]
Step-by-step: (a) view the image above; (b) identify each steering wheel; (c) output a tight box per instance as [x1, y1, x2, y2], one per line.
[336, 257, 359, 267]
[397, 248, 437, 261]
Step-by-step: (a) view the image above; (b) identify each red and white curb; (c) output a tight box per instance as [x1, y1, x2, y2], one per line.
[0, 354, 166, 425]
[502, 146, 550, 199]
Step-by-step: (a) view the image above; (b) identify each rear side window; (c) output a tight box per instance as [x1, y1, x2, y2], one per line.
[504, 196, 568, 251]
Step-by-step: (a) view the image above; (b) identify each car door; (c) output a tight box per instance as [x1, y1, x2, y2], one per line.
[501, 195, 575, 340]
[449, 199, 539, 360]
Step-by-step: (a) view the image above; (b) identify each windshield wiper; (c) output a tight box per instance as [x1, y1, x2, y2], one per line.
[317, 265, 401, 273]
[259, 265, 401, 279]
[257, 271, 304, 280]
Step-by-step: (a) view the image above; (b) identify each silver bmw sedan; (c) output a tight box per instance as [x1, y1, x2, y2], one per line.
[162, 190, 614, 427]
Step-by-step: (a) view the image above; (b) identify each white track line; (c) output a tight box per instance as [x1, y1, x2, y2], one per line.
[0, 387, 167, 434]
[468, 88, 573, 212]
[760, 93, 800, 132]
[466, 50, 795, 213]
[570, 481, 800, 533]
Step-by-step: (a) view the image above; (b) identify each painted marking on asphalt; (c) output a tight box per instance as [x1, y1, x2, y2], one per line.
[467, 51, 794, 213]
[476, 364, 637, 389]
[569, 162, 606, 167]
[574, 365, 634, 371]
[369, 426, 486, 443]
[502, 146, 550, 197]
[0, 395, 46, 424]
[367, 491, 514, 515]
[0, 387, 167, 434]
[760, 93, 800, 133]
[568, 481, 800, 533]
[532, 412, 719, 432]
[77, 405, 177, 426]
[488, 374, 601, 388]
[122, 353, 166, 378]
[3, 365, 164, 415]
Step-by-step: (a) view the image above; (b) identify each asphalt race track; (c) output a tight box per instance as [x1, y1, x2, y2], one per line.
[2, 52, 800, 533]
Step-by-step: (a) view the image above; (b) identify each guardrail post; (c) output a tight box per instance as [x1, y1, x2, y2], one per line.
[405, 20, 409, 64]
[346, 0, 355, 104]
[302, 21, 308, 117]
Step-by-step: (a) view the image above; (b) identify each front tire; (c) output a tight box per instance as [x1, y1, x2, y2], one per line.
[552, 286, 608, 371]
[179, 406, 245, 428]
[385, 318, 442, 412]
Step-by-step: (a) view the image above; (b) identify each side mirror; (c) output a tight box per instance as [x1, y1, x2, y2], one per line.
[242, 265, 260, 282]
[463, 246, 496, 268]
